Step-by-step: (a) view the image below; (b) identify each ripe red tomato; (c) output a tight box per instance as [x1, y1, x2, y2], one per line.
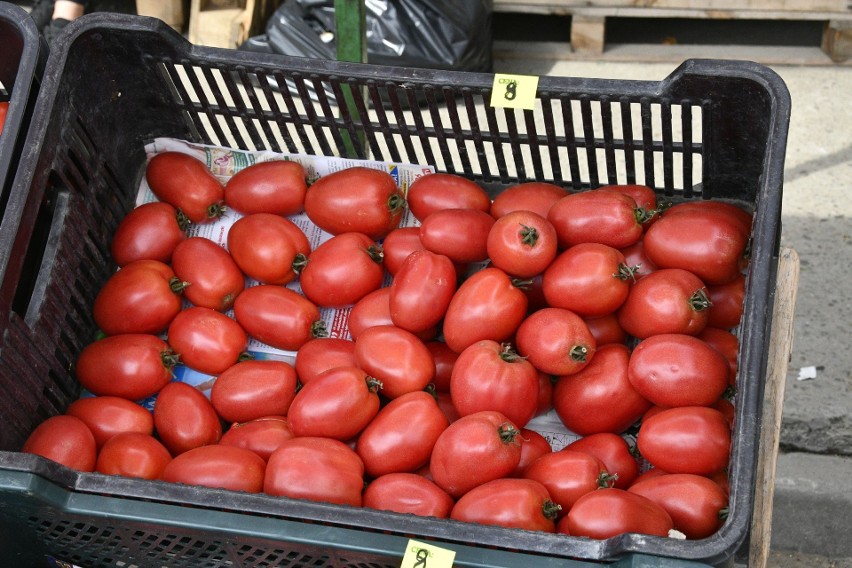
[512, 428, 552, 477]
[619, 240, 659, 280]
[95, 432, 172, 479]
[145, 152, 225, 223]
[226, 213, 303, 285]
[347, 287, 394, 340]
[66, 395, 154, 449]
[210, 360, 298, 423]
[390, 249, 457, 333]
[406, 172, 491, 222]
[419, 208, 495, 264]
[76, 334, 176, 400]
[562, 488, 674, 539]
[442, 267, 529, 354]
[628, 334, 729, 408]
[628, 472, 728, 539]
[583, 313, 628, 346]
[617, 268, 711, 339]
[380, 227, 426, 276]
[93, 259, 184, 336]
[429, 410, 522, 498]
[602, 184, 659, 227]
[535, 370, 554, 417]
[161, 444, 265, 493]
[218, 415, 294, 461]
[304, 166, 404, 239]
[153, 381, 222, 455]
[552, 343, 651, 435]
[523, 449, 612, 514]
[0, 102, 8, 135]
[637, 406, 731, 475]
[426, 340, 458, 392]
[490, 181, 568, 219]
[356, 390, 449, 477]
[706, 274, 746, 330]
[565, 433, 640, 490]
[363, 473, 455, 518]
[171, 237, 245, 311]
[542, 243, 634, 317]
[515, 307, 596, 376]
[663, 200, 753, 238]
[354, 325, 435, 399]
[21, 415, 96, 472]
[167, 307, 247, 376]
[450, 340, 539, 428]
[643, 202, 750, 285]
[300, 232, 385, 307]
[233, 284, 325, 351]
[294, 337, 357, 385]
[698, 327, 739, 386]
[110, 202, 188, 266]
[486, 210, 558, 278]
[451, 478, 560, 532]
[548, 189, 645, 249]
[264, 436, 365, 506]
[287, 365, 381, 440]
[224, 160, 307, 216]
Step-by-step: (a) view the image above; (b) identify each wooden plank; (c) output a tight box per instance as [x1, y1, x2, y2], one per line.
[136, 0, 186, 32]
[494, 0, 852, 15]
[749, 247, 800, 568]
[822, 19, 852, 61]
[571, 15, 606, 53]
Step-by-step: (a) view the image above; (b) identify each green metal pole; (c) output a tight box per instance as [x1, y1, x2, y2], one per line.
[334, 0, 367, 157]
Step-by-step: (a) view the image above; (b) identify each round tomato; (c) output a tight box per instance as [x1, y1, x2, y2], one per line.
[145, 151, 225, 223]
[429, 410, 522, 498]
[617, 268, 711, 339]
[565, 433, 640, 490]
[354, 325, 435, 399]
[224, 160, 307, 216]
[153, 381, 222, 455]
[294, 337, 357, 385]
[95, 432, 172, 479]
[161, 444, 265, 492]
[419, 208, 495, 264]
[523, 449, 613, 514]
[451, 478, 560, 532]
[490, 181, 568, 219]
[167, 307, 247, 376]
[363, 473, 455, 518]
[450, 340, 539, 428]
[304, 166, 404, 239]
[264, 436, 365, 506]
[110, 202, 188, 266]
[698, 327, 739, 386]
[390, 249, 457, 333]
[93, 259, 184, 336]
[637, 406, 731, 476]
[542, 243, 635, 317]
[562, 488, 673, 539]
[426, 340, 458, 392]
[226, 213, 303, 285]
[75, 334, 176, 400]
[628, 472, 728, 539]
[210, 360, 298, 423]
[406, 172, 491, 222]
[171, 237, 245, 311]
[287, 365, 381, 440]
[643, 202, 750, 285]
[22, 415, 96, 472]
[218, 415, 294, 461]
[300, 232, 385, 308]
[380, 226, 426, 276]
[548, 189, 645, 249]
[515, 307, 596, 376]
[233, 284, 325, 351]
[583, 313, 628, 346]
[706, 274, 745, 330]
[356, 390, 449, 477]
[512, 428, 552, 477]
[552, 343, 651, 435]
[486, 210, 558, 278]
[628, 334, 729, 408]
[442, 267, 529, 354]
[66, 395, 154, 449]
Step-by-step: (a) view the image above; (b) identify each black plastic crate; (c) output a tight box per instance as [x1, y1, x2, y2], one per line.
[0, 2, 47, 230]
[0, 12, 790, 568]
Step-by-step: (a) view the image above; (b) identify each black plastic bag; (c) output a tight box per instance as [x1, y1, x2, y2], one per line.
[243, 0, 493, 73]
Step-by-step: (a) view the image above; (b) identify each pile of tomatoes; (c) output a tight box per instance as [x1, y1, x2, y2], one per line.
[21, 149, 751, 543]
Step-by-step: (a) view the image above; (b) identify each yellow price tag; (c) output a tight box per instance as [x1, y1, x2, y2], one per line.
[400, 539, 456, 568]
[490, 73, 539, 110]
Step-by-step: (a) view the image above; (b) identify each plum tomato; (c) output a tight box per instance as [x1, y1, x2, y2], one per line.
[486, 210, 558, 279]
[637, 406, 732, 476]
[66, 395, 154, 449]
[153, 381, 222, 455]
[21, 415, 96, 472]
[167, 306, 247, 376]
[548, 189, 646, 249]
[565, 433, 640, 490]
[145, 151, 225, 224]
[210, 360, 298, 423]
[233, 284, 326, 351]
[562, 488, 674, 539]
[218, 416, 294, 461]
[224, 160, 307, 216]
[95, 432, 172, 480]
[451, 478, 560, 532]
[617, 268, 711, 339]
[226, 213, 304, 285]
[294, 337, 357, 385]
[363, 473, 455, 518]
[515, 307, 596, 376]
[405, 172, 491, 222]
[161, 444, 266, 493]
[299, 232, 385, 308]
[171, 236, 245, 311]
[523, 449, 613, 514]
[354, 325, 435, 399]
[490, 181, 569, 220]
[110, 201, 188, 267]
[512, 428, 553, 477]
[389, 249, 457, 334]
[380, 226, 426, 276]
[419, 208, 495, 265]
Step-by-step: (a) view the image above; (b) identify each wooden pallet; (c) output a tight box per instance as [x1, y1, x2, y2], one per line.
[493, 0, 852, 63]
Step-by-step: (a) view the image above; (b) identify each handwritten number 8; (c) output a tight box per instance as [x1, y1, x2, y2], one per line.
[504, 80, 517, 101]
